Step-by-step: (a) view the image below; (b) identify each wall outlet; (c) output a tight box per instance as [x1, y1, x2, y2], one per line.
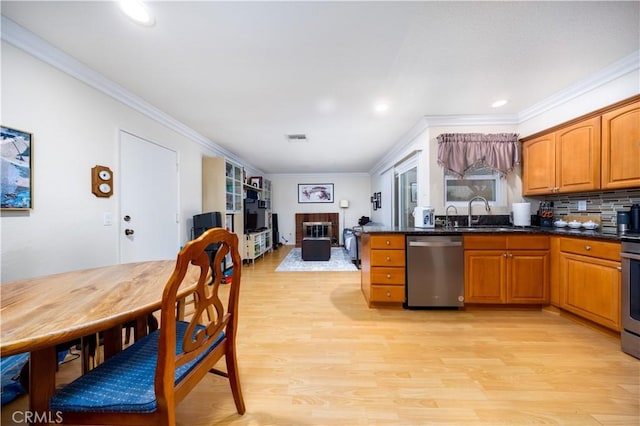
[578, 200, 587, 211]
[103, 212, 113, 226]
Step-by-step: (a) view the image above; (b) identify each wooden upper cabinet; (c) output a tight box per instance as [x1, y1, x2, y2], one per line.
[521, 95, 640, 196]
[522, 133, 556, 195]
[555, 116, 601, 193]
[522, 117, 600, 195]
[601, 101, 640, 189]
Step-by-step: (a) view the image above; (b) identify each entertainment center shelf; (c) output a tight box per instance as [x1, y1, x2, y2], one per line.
[245, 229, 272, 263]
[202, 156, 274, 263]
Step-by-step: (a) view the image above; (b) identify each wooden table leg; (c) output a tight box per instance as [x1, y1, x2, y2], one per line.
[134, 315, 148, 341]
[29, 346, 57, 422]
[102, 324, 123, 361]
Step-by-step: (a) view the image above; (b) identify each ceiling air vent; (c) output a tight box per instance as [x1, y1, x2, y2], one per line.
[285, 134, 308, 143]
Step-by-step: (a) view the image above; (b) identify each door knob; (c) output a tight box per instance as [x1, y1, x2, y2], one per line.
[125, 229, 135, 236]
[123, 215, 131, 222]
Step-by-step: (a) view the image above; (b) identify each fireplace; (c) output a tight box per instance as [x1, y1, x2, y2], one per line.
[295, 213, 339, 246]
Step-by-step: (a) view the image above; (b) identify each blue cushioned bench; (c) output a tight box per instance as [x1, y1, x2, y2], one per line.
[50, 321, 223, 414]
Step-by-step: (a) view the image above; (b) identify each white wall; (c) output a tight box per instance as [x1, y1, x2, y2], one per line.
[519, 71, 640, 138]
[0, 43, 220, 282]
[427, 124, 521, 217]
[267, 173, 371, 245]
[3, 36, 636, 282]
[370, 70, 639, 223]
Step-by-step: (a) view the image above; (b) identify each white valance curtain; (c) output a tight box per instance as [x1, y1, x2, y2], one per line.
[436, 133, 520, 178]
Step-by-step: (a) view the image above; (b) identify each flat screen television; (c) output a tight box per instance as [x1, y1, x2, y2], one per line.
[193, 212, 221, 238]
[245, 212, 258, 232]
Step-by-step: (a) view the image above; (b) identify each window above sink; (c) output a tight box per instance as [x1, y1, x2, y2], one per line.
[444, 165, 507, 208]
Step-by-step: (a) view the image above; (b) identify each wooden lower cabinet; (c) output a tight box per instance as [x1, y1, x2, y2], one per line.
[558, 237, 621, 331]
[361, 233, 405, 307]
[464, 249, 505, 303]
[508, 250, 550, 303]
[464, 235, 550, 304]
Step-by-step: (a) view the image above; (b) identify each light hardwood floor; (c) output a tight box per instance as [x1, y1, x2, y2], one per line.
[2, 246, 639, 425]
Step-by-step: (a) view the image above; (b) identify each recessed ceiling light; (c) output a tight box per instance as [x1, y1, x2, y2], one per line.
[119, 0, 155, 27]
[491, 99, 508, 108]
[374, 102, 389, 113]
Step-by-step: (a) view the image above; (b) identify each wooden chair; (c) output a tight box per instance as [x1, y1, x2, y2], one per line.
[50, 228, 246, 425]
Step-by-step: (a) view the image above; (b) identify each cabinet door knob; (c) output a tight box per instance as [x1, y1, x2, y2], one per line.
[386, 256, 391, 262]
[584, 245, 591, 251]
[386, 274, 391, 279]
[503, 253, 508, 257]
[509, 253, 513, 258]
[386, 240, 391, 245]
[386, 291, 392, 297]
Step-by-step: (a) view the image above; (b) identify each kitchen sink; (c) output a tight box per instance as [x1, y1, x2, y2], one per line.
[450, 226, 525, 232]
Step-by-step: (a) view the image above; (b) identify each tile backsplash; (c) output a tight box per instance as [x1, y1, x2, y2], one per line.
[532, 188, 640, 233]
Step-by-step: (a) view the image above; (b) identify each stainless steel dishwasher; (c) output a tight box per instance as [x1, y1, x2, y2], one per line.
[406, 235, 464, 308]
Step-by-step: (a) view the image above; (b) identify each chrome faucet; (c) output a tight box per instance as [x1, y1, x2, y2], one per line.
[445, 205, 458, 228]
[468, 196, 491, 226]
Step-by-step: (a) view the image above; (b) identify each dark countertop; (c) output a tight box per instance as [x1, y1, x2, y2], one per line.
[357, 225, 625, 242]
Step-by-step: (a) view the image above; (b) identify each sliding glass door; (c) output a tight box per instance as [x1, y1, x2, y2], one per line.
[394, 163, 417, 228]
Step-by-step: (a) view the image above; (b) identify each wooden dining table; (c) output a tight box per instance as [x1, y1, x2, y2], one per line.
[0, 260, 197, 416]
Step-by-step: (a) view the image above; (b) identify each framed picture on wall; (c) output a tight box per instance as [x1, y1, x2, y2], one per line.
[249, 176, 262, 188]
[298, 183, 334, 203]
[1, 126, 32, 210]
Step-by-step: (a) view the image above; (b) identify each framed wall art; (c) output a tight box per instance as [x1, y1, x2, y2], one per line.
[1, 126, 32, 210]
[298, 183, 334, 203]
[249, 176, 262, 188]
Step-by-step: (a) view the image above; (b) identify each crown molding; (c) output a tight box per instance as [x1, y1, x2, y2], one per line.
[1, 16, 262, 174]
[368, 113, 520, 175]
[518, 49, 640, 122]
[369, 117, 430, 175]
[370, 50, 639, 175]
[423, 114, 519, 127]
[3, 16, 636, 178]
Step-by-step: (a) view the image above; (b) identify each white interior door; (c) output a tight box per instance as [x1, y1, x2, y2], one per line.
[119, 130, 179, 263]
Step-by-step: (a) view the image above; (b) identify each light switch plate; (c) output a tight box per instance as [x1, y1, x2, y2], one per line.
[578, 200, 587, 211]
[104, 212, 113, 226]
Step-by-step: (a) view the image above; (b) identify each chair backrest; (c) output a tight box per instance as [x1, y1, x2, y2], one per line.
[154, 227, 242, 412]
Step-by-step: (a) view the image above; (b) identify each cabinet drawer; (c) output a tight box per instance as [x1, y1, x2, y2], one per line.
[560, 238, 620, 261]
[370, 234, 405, 250]
[371, 285, 405, 303]
[463, 235, 507, 250]
[371, 267, 405, 285]
[371, 250, 406, 266]
[508, 235, 550, 250]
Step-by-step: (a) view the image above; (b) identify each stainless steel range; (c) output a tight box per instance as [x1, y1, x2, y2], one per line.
[621, 234, 640, 359]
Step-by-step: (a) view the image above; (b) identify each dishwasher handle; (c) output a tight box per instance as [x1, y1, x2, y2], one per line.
[408, 241, 462, 248]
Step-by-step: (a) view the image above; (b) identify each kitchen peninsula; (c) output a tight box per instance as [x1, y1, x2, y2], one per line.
[359, 224, 624, 334]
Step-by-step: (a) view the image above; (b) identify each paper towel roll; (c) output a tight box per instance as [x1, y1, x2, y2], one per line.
[512, 202, 531, 227]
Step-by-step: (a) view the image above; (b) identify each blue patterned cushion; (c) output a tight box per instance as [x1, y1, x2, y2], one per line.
[50, 321, 224, 413]
[1, 353, 29, 406]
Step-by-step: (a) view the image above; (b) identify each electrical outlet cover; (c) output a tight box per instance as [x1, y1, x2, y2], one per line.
[578, 200, 587, 211]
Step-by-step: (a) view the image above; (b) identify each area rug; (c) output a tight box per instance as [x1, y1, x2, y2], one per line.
[275, 247, 358, 272]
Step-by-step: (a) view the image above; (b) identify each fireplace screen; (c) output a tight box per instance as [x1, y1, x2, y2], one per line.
[303, 222, 332, 239]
